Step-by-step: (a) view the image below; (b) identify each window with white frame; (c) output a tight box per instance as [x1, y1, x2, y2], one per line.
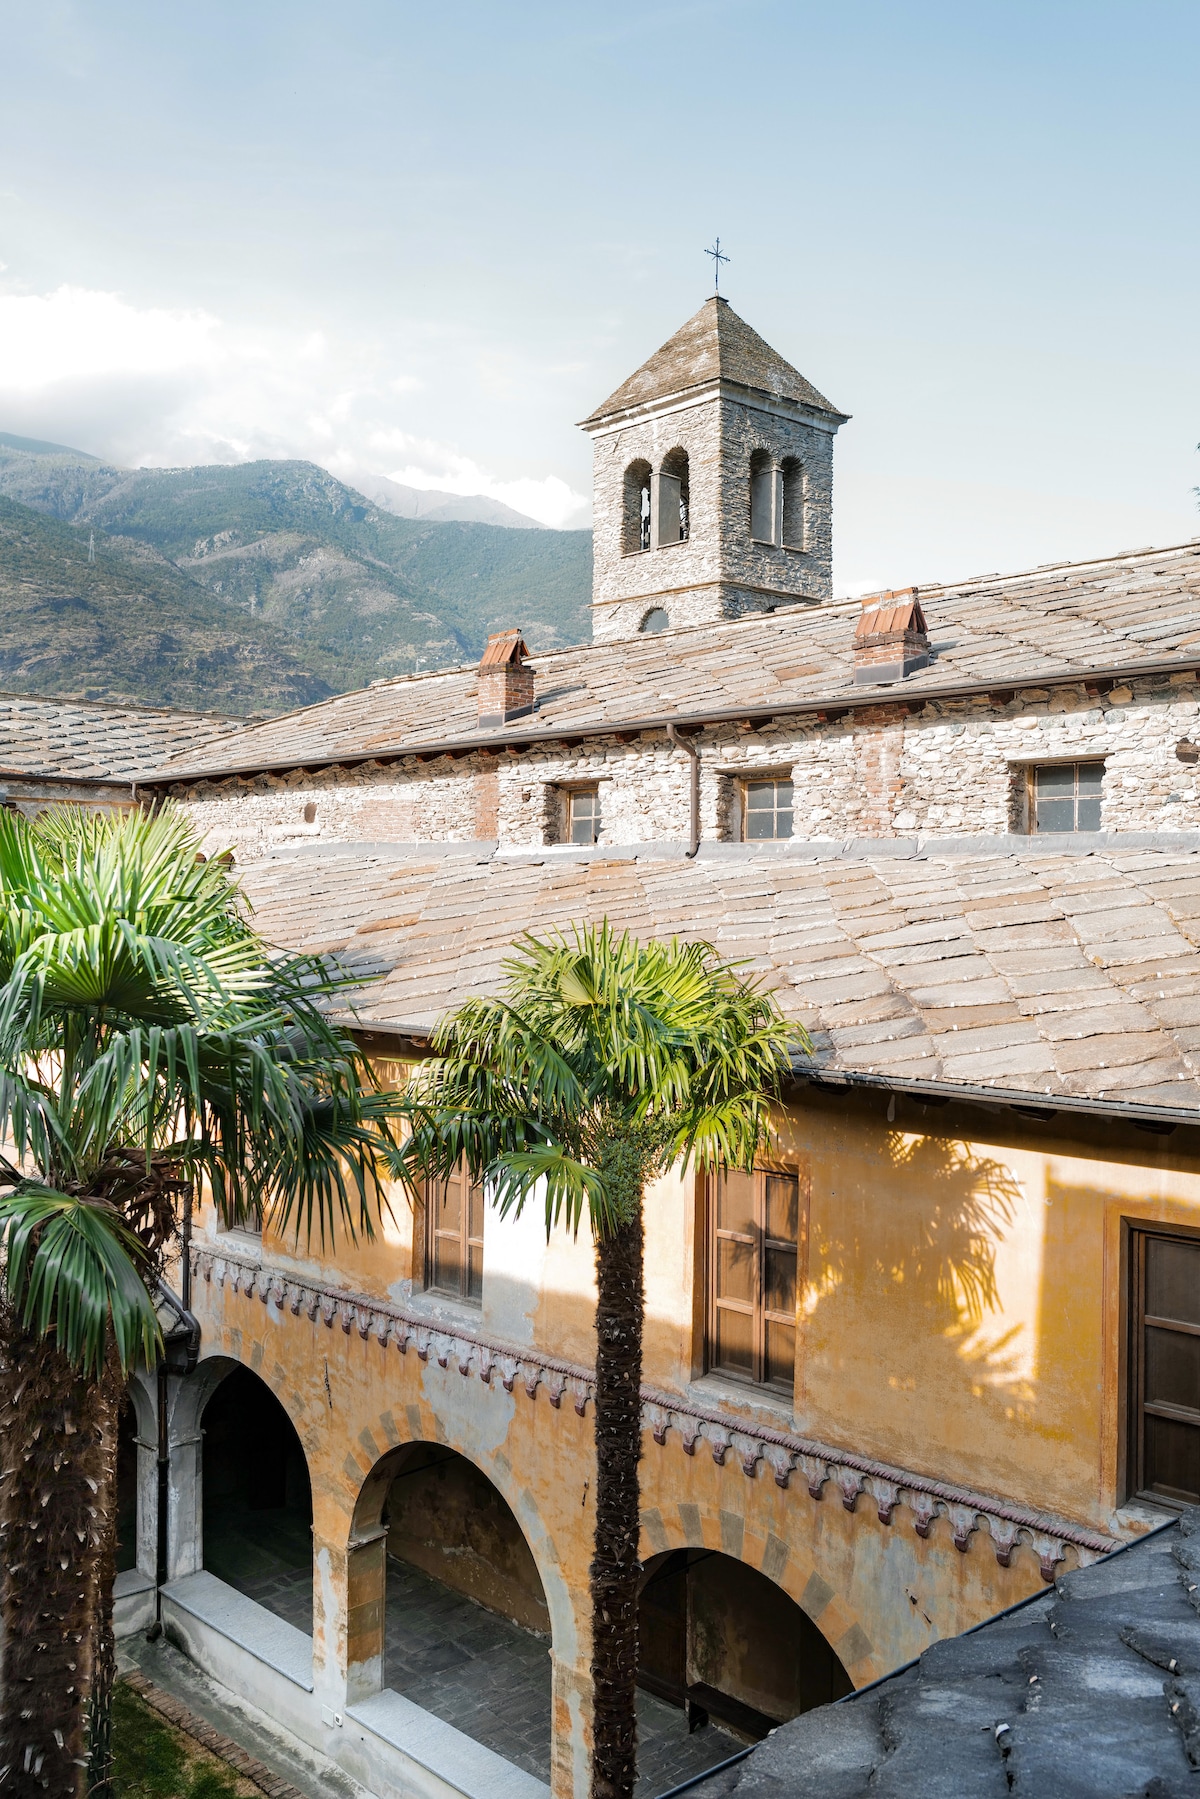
[741, 776, 793, 841]
[566, 786, 601, 844]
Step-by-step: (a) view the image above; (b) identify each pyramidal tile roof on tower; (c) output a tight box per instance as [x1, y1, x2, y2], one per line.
[582, 296, 847, 425]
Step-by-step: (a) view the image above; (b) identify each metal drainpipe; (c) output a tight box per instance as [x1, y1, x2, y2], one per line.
[666, 725, 700, 858]
[181, 1183, 193, 1312]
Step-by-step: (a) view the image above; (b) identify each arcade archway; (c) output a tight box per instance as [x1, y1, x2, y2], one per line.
[639, 1548, 852, 1739]
[200, 1365, 313, 1630]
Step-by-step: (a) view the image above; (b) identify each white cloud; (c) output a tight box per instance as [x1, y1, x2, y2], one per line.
[0, 283, 590, 528]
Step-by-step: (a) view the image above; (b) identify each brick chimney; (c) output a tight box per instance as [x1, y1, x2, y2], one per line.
[853, 588, 931, 685]
[477, 629, 534, 727]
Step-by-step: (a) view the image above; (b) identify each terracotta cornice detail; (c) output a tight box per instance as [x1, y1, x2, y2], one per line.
[193, 1245, 1120, 1581]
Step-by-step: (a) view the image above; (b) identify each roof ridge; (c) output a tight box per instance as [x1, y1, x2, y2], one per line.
[0, 688, 241, 723]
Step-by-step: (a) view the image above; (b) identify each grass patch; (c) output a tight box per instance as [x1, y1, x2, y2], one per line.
[113, 1683, 258, 1799]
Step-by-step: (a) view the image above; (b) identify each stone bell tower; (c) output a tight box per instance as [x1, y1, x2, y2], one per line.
[580, 297, 847, 643]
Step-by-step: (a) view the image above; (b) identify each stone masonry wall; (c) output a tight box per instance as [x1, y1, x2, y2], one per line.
[174, 673, 1200, 859]
[589, 395, 835, 643]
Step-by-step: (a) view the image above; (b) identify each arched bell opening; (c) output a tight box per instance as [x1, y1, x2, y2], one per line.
[638, 1548, 853, 1743]
[623, 459, 653, 554]
[350, 1441, 552, 1779]
[200, 1365, 313, 1630]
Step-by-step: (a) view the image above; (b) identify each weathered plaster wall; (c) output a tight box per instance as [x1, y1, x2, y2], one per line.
[784, 1087, 1200, 1528]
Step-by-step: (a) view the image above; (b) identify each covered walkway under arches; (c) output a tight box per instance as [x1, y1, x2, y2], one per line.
[638, 1548, 852, 1739]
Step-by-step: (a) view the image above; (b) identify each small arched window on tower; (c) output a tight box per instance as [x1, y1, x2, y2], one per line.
[623, 460, 652, 554]
[654, 448, 690, 547]
[639, 607, 670, 634]
[780, 457, 806, 550]
[749, 449, 781, 546]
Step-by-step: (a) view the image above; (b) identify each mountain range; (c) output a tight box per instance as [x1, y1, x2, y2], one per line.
[0, 433, 592, 716]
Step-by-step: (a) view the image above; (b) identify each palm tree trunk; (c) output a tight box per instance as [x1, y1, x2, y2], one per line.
[590, 1199, 645, 1799]
[0, 1317, 111, 1799]
[86, 1362, 122, 1799]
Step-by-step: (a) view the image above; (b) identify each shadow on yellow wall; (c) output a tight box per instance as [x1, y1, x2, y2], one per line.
[800, 1127, 1036, 1492]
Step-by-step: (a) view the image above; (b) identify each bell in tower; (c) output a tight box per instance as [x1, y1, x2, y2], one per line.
[579, 297, 847, 643]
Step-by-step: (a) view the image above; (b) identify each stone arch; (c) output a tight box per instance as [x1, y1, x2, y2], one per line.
[200, 1361, 314, 1622]
[345, 1433, 561, 1767]
[345, 1408, 578, 1657]
[638, 1500, 878, 1689]
[166, 1351, 314, 1597]
[639, 607, 670, 634]
[623, 458, 652, 554]
[780, 455, 807, 549]
[636, 1545, 852, 1737]
[659, 446, 690, 543]
[749, 447, 779, 545]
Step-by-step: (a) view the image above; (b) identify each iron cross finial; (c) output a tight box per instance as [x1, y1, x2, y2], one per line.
[704, 238, 729, 294]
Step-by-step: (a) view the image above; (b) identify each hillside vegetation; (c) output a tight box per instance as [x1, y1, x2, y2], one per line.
[0, 497, 353, 714]
[0, 435, 593, 715]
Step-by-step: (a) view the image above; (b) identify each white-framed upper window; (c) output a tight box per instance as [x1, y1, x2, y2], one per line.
[742, 777, 794, 841]
[567, 786, 601, 845]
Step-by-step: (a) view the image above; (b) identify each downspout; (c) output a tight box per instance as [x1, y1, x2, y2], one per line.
[149, 1184, 199, 1637]
[665, 725, 700, 858]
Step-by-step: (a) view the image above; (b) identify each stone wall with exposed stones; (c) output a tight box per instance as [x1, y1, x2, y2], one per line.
[589, 396, 835, 642]
[173, 672, 1200, 860]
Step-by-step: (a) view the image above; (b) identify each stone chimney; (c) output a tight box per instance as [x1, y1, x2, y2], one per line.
[853, 589, 930, 685]
[477, 629, 534, 727]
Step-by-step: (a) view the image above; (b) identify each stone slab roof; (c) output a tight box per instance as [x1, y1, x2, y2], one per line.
[581, 297, 845, 425]
[691, 1511, 1199, 1798]
[0, 692, 238, 781]
[148, 539, 1200, 784]
[238, 837, 1200, 1114]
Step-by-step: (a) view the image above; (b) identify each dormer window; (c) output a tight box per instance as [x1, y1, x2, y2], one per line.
[567, 786, 601, 844]
[742, 777, 793, 841]
[1030, 761, 1104, 833]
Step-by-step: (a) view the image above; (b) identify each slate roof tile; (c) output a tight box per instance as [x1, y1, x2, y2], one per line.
[238, 840, 1200, 1115]
[138, 540, 1200, 783]
[0, 691, 237, 779]
[689, 1517, 1198, 1798]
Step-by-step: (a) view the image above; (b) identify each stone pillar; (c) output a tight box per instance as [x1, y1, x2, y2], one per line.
[651, 472, 682, 548]
[158, 1372, 202, 1580]
[550, 1655, 593, 1799]
[344, 1527, 388, 1703]
[126, 1373, 160, 1584]
[311, 1526, 351, 1719]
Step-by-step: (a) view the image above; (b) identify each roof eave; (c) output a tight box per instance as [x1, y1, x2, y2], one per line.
[579, 376, 849, 433]
[139, 647, 1200, 787]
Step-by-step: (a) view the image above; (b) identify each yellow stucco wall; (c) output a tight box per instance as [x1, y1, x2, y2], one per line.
[184, 1071, 1200, 1794]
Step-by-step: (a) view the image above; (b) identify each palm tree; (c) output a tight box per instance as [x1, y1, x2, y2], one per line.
[397, 924, 804, 1799]
[0, 804, 398, 1799]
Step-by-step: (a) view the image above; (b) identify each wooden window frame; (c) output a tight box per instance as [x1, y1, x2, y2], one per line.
[1127, 1221, 1200, 1506]
[740, 775, 794, 842]
[1019, 759, 1105, 835]
[705, 1165, 804, 1395]
[564, 784, 601, 845]
[422, 1163, 485, 1306]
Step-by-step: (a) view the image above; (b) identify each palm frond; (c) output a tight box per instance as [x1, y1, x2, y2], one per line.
[0, 1187, 162, 1376]
[402, 921, 807, 1240]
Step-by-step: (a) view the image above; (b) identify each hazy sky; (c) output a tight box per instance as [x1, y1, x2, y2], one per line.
[0, 0, 1197, 591]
